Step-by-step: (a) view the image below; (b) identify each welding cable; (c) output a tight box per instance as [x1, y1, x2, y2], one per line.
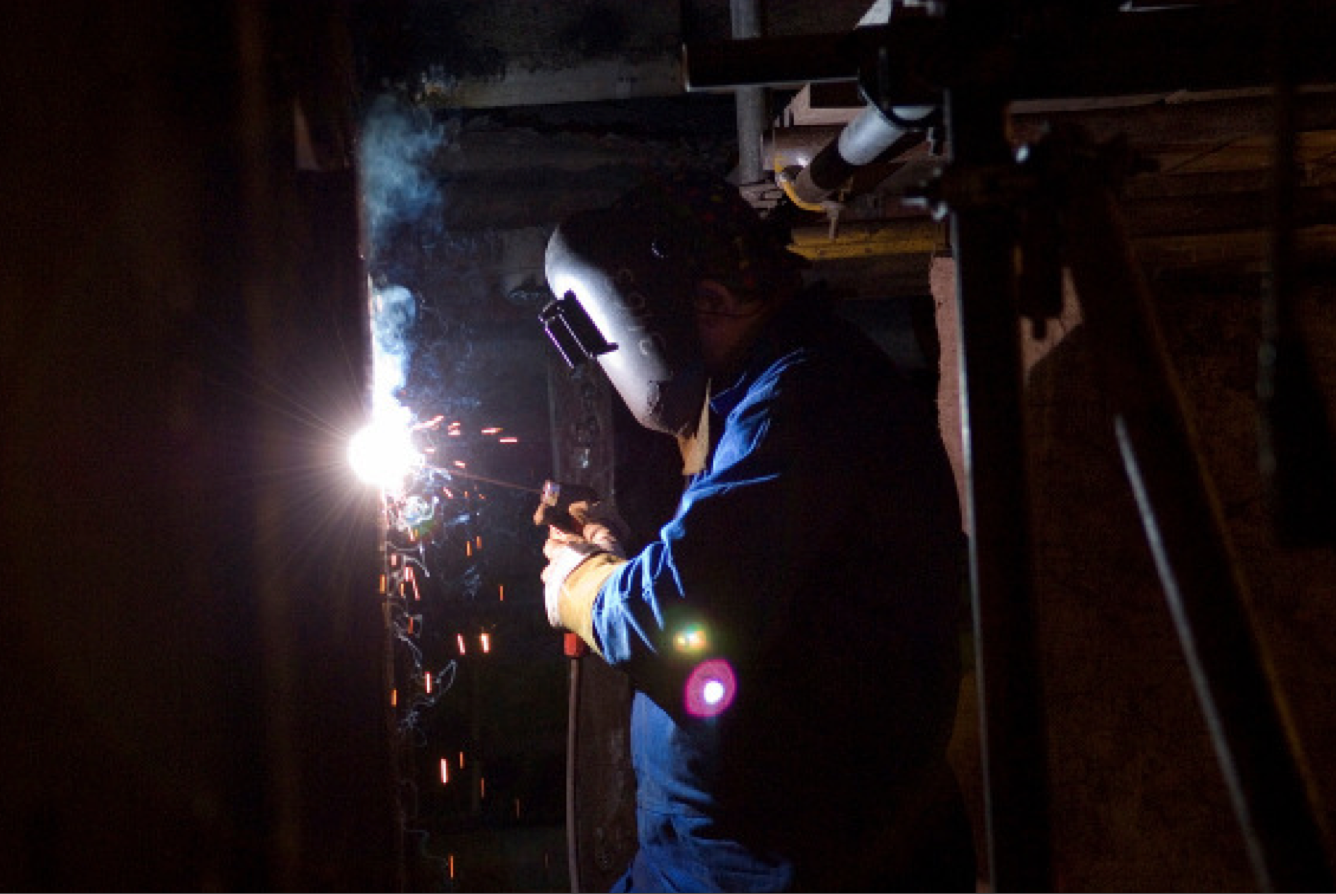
[565, 636, 584, 893]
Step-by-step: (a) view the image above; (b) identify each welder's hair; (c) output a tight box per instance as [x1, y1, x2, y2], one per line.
[613, 169, 806, 297]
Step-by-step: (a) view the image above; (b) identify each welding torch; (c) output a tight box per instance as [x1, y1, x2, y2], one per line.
[533, 479, 602, 659]
[532, 479, 602, 538]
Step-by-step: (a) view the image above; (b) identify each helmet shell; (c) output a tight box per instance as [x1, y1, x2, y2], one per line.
[544, 206, 707, 437]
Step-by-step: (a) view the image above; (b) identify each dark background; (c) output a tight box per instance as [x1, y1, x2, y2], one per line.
[5, 1, 1336, 892]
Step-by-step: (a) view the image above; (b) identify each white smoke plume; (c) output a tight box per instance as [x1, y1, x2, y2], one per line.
[359, 93, 446, 248]
[369, 283, 417, 423]
[357, 94, 447, 425]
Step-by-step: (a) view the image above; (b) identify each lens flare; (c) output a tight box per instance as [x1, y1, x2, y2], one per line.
[348, 420, 421, 491]
[672, 624, 709, 653]
[683, 658, 736, 719]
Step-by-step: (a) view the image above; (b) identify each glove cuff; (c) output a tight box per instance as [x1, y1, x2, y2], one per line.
[556, 552, 622, 656]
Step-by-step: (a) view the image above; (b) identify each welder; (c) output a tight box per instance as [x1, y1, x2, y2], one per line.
[538, 168, 976, 892]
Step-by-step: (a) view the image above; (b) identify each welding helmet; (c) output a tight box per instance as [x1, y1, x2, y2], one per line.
[542, 169, 802, 436]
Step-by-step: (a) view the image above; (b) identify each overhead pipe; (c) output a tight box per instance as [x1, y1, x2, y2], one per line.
[688, 2, 1336, 211]
[682, 31, 858, 92]
[686, 5, 1336, 101]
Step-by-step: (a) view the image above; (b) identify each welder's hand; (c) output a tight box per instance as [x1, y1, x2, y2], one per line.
[539, 520, 626, 651]
[566, 500, 628, 558]
[541, 528, 605, 628]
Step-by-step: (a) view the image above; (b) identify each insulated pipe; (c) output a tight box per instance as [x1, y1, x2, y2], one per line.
[780, 102, 933, 209]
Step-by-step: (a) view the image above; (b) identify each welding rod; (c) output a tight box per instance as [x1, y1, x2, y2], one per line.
[423, 464, 542, 495]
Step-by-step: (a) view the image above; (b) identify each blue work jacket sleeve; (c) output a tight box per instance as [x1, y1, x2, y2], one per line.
[590, 345, 838, 713]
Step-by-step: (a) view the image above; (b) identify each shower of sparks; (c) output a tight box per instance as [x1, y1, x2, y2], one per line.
[349, 407, 531, 498]
[359, 99, 562, 881]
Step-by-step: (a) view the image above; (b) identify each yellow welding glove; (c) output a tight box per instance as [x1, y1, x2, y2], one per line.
[541, 528, 624, 656]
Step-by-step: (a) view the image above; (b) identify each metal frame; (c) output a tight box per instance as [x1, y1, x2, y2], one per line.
[684, 2, 1336, 889]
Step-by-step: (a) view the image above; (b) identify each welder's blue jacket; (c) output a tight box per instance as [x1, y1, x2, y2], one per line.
[568, 289, 974, 892]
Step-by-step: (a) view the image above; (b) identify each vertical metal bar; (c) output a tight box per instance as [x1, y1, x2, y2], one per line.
[1061, 137, 1335, 893]
[1257, 0, 1336, 546]
[944, 85, 1055, 892]
[731, 0, 767, 186]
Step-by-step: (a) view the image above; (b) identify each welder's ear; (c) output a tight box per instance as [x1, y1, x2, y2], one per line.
[695, 278, 766, 319]
[694, 279, 731, 315]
